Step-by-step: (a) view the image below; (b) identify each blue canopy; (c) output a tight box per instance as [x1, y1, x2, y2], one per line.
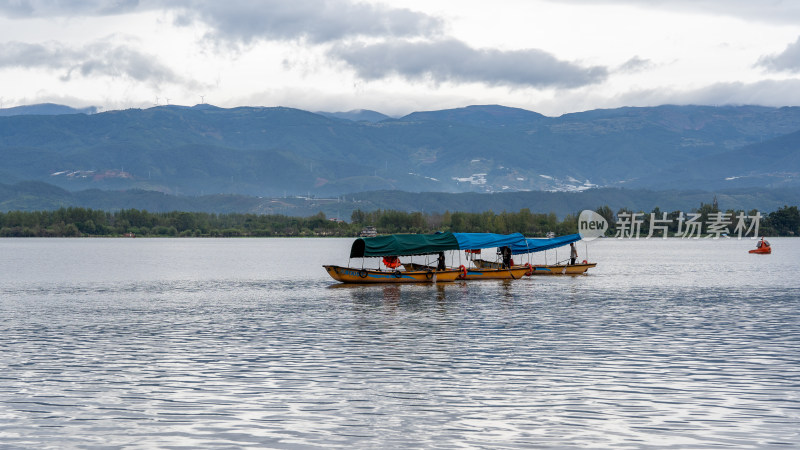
[349, 232, 529, 258]
[452, 232, 527, 250]
[510, 233, 582, 255]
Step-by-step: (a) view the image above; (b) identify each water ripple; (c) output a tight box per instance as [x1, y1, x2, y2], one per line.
[1, 238, 800, 447]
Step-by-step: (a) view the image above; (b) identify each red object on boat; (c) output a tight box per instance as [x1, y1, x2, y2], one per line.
[382, 256, 402, 268]
[749, 238, 771, 254]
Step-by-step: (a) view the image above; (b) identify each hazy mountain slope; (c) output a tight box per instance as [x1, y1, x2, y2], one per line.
[399, 104, 547, 128]
[0, 103, 98, 116]
[316, 109, 391, 123]
[636, 128, 800, 190]
[3, 104, 800, 198]
[2, 181, 797, 219]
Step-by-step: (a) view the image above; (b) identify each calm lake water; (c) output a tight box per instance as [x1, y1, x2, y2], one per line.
[1, 237, 799, 448]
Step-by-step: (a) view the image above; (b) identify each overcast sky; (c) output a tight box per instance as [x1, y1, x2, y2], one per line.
[2, 0, 800, 116]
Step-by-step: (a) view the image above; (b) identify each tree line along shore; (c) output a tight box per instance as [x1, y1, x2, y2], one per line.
[0, 204, 798, 238]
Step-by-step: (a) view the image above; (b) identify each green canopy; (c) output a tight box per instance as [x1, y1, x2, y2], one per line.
[350, 232, 460, 258]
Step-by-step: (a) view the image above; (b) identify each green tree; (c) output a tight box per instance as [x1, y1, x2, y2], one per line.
[350, 209, 366, 224]
[174, 212, 196, 232]
[766, 206, 800, 236]
[595, 206, 615, 235]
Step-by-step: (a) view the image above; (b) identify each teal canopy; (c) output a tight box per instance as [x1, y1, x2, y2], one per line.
[349, 232, 529, 258]
[350, 232, 460, 258]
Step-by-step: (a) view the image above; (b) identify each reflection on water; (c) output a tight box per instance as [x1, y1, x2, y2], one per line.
[1, 238, 800, 448]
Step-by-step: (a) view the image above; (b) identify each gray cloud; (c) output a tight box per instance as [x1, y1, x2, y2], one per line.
[757, 36, 800, 73]
[0, 0, 443, 44]
[173, 0, 442, 45]
[0, 40, 192, 86]
[329, 39, 608, 89]
[0, 0, 140, 17]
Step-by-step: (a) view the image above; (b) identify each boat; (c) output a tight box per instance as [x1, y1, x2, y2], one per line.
[749, 237, 771, 254]
[403, 232, 594, 279]
[359, 226, 377, 237]
[508, 233, 597, 275]
[324, 231, 467, 284]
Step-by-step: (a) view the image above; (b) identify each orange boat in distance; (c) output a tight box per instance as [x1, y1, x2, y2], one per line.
[749, 237, 771, 254]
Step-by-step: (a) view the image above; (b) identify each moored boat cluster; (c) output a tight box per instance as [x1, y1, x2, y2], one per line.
[323, 232, 596, 283]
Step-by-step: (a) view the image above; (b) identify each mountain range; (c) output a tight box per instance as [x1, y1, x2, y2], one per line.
[2, 180, 796, 219]
[0, 103, 98, 117]
[1, 102, 799, 213]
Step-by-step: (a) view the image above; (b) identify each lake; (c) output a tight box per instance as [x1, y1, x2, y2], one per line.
[1, 237, 799, 448]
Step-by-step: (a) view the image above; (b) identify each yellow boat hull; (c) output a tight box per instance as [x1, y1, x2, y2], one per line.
[323, 265, 461, 283]
[405, 262, 529, 280]
[463, 267, 530, 280]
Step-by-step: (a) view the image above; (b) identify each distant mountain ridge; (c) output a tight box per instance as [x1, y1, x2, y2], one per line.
[1, 103, 800, 205]
[0, 103, 98, 116]
[637, 127, 800, 190]
[316, 109, 391, 123]
[2, 180, 796, 218]
[399, 104, 547, 127]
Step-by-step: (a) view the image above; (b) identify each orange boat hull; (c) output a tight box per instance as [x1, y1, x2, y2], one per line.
[749, 247, 771, 254]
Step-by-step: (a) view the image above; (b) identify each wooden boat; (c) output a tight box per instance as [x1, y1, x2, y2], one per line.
[323, 265, 462, 283]
[325, 232, 464, 284]
[506, 234, 597, 275]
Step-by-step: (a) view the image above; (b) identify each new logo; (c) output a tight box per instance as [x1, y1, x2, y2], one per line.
[578, 210, 608, 241]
